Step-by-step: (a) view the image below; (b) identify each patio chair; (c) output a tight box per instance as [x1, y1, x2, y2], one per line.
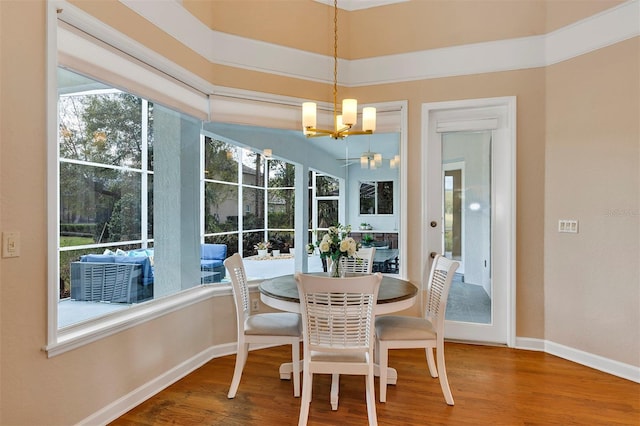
[295, 272, 383, 425]
[339, 247, 376, 274]
[375, 254, 459, 405]
[224, 253, 302, 398]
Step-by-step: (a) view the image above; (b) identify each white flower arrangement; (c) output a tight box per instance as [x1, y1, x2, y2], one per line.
[318, 224, 359, 262]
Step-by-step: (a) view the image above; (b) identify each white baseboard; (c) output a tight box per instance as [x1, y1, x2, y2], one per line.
[80, 338, 639, 425]
[516, 337, 640, 383]
[77, 342, 238, 426]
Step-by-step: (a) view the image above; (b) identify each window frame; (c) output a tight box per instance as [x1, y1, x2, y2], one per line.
[359, 180, 395, 216]
[47, 7, 215, 356]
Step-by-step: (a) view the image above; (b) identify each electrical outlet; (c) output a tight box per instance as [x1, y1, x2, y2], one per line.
[251, 298, 259, 312]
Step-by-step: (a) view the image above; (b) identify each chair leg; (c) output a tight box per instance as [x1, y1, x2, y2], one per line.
[366, 370, 378, 426]
[426, 346, 438, 378]
[330, 373, 340, 410]
[298, 369, 313, 426]
[292, 341, 301, 397]
[227, 342, 249, 399]
[436, 344, 454, 405]
[378, 343, 388, 402]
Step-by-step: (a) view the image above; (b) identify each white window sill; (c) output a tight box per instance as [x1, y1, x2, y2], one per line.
[44, 283, 241, 358]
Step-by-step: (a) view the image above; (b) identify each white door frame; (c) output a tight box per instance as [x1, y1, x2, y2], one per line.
[422, 96, 516, 347]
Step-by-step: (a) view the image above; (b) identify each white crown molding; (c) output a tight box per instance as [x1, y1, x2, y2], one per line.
[348, 35, 546, 86]
[545, 0, 640, 65]
[119, 0, 639, 88]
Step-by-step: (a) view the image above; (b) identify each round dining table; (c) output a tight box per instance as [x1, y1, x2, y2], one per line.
[258, 273, 418, 410]
[259, 273, 418, 314]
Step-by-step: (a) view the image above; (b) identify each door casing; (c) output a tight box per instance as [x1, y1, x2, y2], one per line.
[422, 96, 516, 346]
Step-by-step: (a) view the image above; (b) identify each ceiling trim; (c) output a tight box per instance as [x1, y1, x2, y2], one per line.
[119, 0, 639, 88]
[312, 0, 410, 11]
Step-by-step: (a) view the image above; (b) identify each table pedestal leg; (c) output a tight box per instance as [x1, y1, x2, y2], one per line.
[279, 360, 303, 380]
[375, 365, 398, 385]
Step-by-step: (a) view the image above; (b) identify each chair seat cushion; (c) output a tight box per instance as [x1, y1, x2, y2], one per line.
[245, 312, 301, 337]
[201, 259, 223, 269]
[375, 315, 436, 341]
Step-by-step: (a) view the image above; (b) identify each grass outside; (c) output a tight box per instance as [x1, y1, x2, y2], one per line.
[59, 236, 96, 299]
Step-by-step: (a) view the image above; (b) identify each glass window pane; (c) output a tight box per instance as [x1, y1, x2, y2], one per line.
[59, 87, 143, 169]
[378, 181, 394, 214]
[268, 188, 294, 229]
[308, 188, 313, 229]
[60, 162, 142, 242]
[242, 150, 265, 186]
[204, 182, 238, 233]
[268, 160, 294, 188]
[243, 187, 264, 230]
[268, 231, 294, 254]
[204, 137, 238, 183]
[359, 182, 375, 215]
[147, 102, 154, 171]
[318, 199, 338, 228]
[316, 175, 339, 196]
[243, 231, 265, 257]
[205, 234, 238, 258]
[147, 174, 153, 239]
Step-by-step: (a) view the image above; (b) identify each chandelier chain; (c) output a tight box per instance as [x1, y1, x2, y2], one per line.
[333, 0, 338, 128]
[301, 0, 375, 139]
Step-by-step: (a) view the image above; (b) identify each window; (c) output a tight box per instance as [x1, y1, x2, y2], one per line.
[203, 137, 297, 275]
[57, 67, 203, 328]
[359, 181, 394, 215]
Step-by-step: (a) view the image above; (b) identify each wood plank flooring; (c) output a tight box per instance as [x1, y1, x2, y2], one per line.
[110, 343, 640, 425]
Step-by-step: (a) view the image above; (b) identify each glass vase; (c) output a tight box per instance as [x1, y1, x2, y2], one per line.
[328, 257, 343, 278]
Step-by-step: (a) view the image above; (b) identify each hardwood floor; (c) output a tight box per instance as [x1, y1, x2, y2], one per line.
[110, 343, 640, 425]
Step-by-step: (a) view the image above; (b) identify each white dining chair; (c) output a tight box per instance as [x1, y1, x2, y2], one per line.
[295, 272, 383, 426]
[375, 254, 459, 405]
[224, 253, 302, 399]
[339, 247, 376, 274]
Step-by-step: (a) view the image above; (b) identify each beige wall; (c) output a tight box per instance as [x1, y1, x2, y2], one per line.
[545, 38, 640, 364]
[0, 0, 637, 424]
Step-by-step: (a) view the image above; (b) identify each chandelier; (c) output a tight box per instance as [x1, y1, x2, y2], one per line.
[302, 0, 376, 140]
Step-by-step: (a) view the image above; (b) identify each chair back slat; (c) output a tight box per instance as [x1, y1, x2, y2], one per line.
[339, 247, 376, 274]
[224, 253, 251, 323]
[296, 273, 382, 354]
[424, 255, 459, 329]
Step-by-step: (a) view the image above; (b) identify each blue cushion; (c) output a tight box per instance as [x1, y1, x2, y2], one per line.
[201, 259, 223, 269]
[81, 254, 115, 263]
[201, 244, 227, 260]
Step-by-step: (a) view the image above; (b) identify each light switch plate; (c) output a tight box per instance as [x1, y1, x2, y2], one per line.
[2, 231, 20, 258]
[558, 220, 578, 233]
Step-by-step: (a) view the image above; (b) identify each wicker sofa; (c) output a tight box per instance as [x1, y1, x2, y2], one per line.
[70, 244, 228, 303]
[70, 251, 154, 303]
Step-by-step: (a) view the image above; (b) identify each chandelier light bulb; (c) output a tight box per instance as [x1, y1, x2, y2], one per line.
[342, 99, 357, 126]
[362, 107, 376, 132]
